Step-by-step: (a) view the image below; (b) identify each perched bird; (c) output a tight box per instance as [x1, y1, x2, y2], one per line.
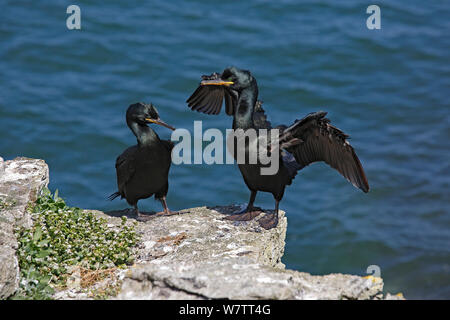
[109, 102, 177, 219]
[187, 67, 369, 229]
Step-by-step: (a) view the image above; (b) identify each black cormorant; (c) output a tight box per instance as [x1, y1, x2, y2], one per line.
[109, 102, 177, 219]
[187, 67, 369, 229]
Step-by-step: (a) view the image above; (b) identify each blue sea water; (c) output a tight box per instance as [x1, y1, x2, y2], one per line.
[0, 1, 449, 299]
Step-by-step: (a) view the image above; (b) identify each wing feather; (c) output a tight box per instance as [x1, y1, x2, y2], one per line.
[282, 112, 369, 192]
[115, 146, 137, 196]
[186, 72, 237, 116]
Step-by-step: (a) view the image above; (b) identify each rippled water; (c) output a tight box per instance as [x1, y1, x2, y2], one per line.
[1, 1, 449, 299]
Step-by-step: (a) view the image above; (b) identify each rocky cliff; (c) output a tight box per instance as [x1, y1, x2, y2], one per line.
[0, 156, 403, 300]
[0, 157, 49, 299]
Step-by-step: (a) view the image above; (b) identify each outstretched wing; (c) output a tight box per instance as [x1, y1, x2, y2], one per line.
[281, 111, 369, 193]
[115, 146, 137, 196]
[186, 74, 237, 116]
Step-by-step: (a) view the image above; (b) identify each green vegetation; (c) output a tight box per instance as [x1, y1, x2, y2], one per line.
[11, 189, 138, 300]
[0, 197, 16, 210]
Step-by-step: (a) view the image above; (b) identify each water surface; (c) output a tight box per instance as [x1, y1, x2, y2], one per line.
[1, 1, 449, 299]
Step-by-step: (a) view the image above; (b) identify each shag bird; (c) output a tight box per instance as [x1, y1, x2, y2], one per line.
[186, 67, 369, 229]
[109, 102, 177, 219]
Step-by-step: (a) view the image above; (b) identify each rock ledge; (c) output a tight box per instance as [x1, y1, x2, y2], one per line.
[101, 206, 389, 300]
[0, 156, 403, 300]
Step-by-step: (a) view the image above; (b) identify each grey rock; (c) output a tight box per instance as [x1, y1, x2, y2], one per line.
[0, 222, 19, 300]
[100, 206, 391, 300]
[0, 157, 49, 299]
[0, 156, 403, 300]
[0, 157, 50, 227]
[383, 292, 405, 300]
[0, 157, 4, 177]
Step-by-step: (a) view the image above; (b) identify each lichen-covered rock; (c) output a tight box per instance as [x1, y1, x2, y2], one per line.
[0, 157, 49, 299]
[0, 156, 403, 300]
[0, 157, 4, 177]
[100, 206, 390, 300]
[0, 222, 19, 300]
[0, 157, 50, 227]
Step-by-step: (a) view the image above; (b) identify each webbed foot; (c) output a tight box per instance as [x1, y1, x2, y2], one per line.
[258, 213, 279, 230]
[156, 210, 179, 216]
[225, 210, 263, 221]
[136, 211, 153, 221]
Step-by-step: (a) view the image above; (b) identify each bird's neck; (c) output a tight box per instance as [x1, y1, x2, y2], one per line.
[233, 85, 258, 129]
[128, 121, 159, 147]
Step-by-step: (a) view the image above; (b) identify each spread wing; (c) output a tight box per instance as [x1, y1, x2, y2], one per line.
[115, 146, 138, 196]
[281, 111, 369, 193]
[186, 74, 237, 116]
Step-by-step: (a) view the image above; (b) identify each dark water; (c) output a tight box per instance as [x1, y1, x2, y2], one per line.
[1, 1, 449, 299]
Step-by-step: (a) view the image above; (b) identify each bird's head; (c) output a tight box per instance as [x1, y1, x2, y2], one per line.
[126, 102, 175, 130]
[200, 66, 256, 92]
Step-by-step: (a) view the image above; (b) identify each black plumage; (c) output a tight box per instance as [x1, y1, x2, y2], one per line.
[186, 67, 369, 229]
[109, 102, 177, 219]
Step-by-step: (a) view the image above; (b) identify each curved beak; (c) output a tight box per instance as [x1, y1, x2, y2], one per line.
[145, 118, 176, 131]
[200, 79, 234, 86]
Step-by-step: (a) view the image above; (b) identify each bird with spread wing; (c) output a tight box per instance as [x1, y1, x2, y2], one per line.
[186, 67, 369, 229]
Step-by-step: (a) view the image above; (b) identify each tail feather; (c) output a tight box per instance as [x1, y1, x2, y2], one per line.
[108, 192, 121, 201]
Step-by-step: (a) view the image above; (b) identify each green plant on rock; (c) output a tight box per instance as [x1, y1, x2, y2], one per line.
[0, 197, 16, 210]
[11, 188, 139, 299]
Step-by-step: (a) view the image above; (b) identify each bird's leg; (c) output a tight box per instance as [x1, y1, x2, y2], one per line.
[133, 204, 141, 216]
[134, 204, 152, 221]
[156, 197, 179, 216]
[259, 199, 279, 230]
[225, 191, 263, 221]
